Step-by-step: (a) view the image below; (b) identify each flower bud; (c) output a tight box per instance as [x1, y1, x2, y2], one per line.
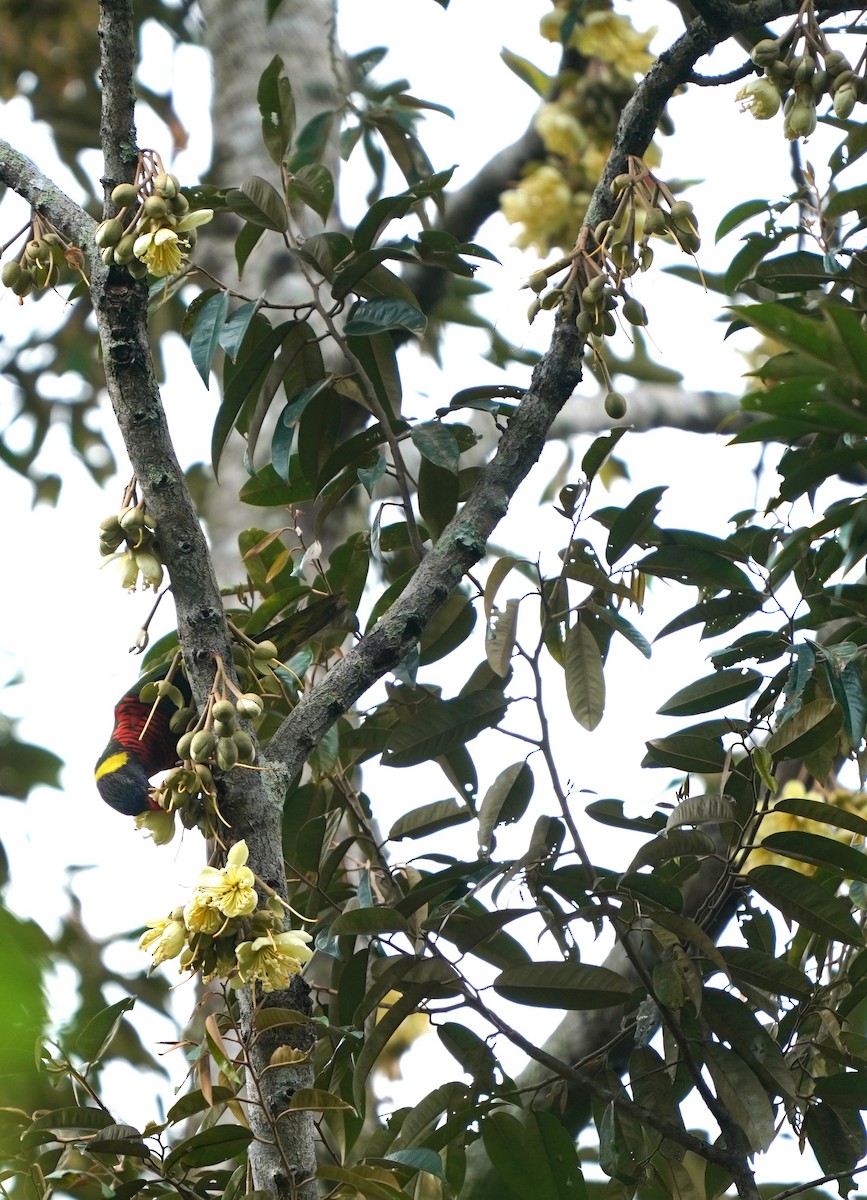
[95, 218, 124, 248]
[1, 260, 23, 289]
[212, 699, 236, 722]
[605, 391, 628, 420]
[190, 729, 216, 763]
[111, 183, 138, 208]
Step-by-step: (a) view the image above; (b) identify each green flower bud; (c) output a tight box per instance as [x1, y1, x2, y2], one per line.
[95, 218, 124, 248]
[111, 183, 138, 208]
[605, 391, 628, 420]
[1, 260, 23, 289]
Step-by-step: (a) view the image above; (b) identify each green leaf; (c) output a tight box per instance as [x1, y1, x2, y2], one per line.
[288, 163, 334, 223]
[317, 1166, 404, 1200]
[377, 1149, 446, 1180]
[486, 598, 519, 679]
[604, 485, 666, 565]
[665, 793, 738, 830]
[477, 762, 534, 853]
[164, 1125, 253, 1169]
[290, 1088, 355, 1112]
[753, 251, 842, 293]
[330, 907, 410, 936]
[382, 691, 508, 768]
[657, 668, 762, 717]
[482, 1110, 587, 1200]
[717, 946, 812, 999]
[729, 302, 841, 368]
[805, 1103, 866, 1181]
[766, 696, 842, 760]
[643, 732, 726, 773]
[219, 299, 262, 361]
[704, 1041, 775, 1153]
[189, 290, 230, 387]
[638, 547, 754, 593]
[213, 318, 294, 478]
[344, 297, 426, 338]
[581, 425, 630, 485]
[493, 962, 634, 1009]
[715, 198, 769, 243]
[773, 795, 867, 839]
[166, 1086, 235, 1124]
[586, 603, 651, 659]
[585, 799, 665, 834]
[748, 864, 862, 946]
[627, 828, 716, 871]
[499, 49, 552, 96]
[825, 183, 867, 217]
[389, 799, 472, 840]
[759, 831, 867, 882]
[564, 621, 605, 731]
[702, 988, 795, 1098]
[411, 422, 460, 473]
[235, 221, 265, 279]
[814, 1073, 867, 1108]
[75, 997, 135, 1065]
[226, 175, 288, 232]
[258, 56, 295, 166]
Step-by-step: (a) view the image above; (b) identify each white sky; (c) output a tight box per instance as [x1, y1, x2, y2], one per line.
[0, 0, 862, 1180]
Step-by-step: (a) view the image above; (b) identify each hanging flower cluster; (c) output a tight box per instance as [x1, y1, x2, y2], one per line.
[735, 1, 867, 140]
[94, 149, 213, 279]
[98, 477, 164, 592]
[140, 840, 313, 990]
[501, 0, 657, 255]
[1, 211, 89, 301]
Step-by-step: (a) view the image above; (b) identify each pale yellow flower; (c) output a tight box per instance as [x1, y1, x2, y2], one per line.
[134, 807, 176, 846]
[132, 210, 213, 278]
[501, 164, 572, 253]
[535, 104, 586, 159]
[183, 891, 224, 935]
[195, 839, 258, 918]
[574, 12, 656, 80]
[736, 79, 781, 120]
[233, 929, 313, 992]
[139, 912, 186, 965]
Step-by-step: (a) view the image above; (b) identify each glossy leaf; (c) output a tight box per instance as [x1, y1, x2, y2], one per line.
[189, 290, 230, 387]
[288, 163, 334, 222]
[226, 174, 288, 231]
[411, 421, 460, 473]
[759, 831, 867, 882]
[164, 1125, 254, 1169]
[258, 55, 295, 166]
[344, 297, 426, 338]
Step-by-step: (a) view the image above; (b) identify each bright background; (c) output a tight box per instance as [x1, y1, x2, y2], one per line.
[0, 0, 857, 1176]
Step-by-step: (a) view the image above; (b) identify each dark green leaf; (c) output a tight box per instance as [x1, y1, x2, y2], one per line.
[477, 762, 534, 853]
[164, 1125, 253, 1169]
[411, 422, 461, 473]
[330, 907, 410, 936]
[715, 199, 769, 243]
[766, 697, 842, 760]
[226, 175, 288, 232]
[494, 962, 633, 1009]
[748, 864, 862, 946]
[75, 997, 135, 1065]
[189, 290, 230, 387]
[389, 799, 473, 840]
[657, 668, 762, 717]
[258, 56, 295, 166]
[288, 163, 334, 223]
[344, 297, 426, 338]
[382, 691, 508, 768]
[759, 831, 867, 882]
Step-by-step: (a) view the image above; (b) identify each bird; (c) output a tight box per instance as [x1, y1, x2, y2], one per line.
[94, 592, 350, 815]
[94, 666, 190, 815]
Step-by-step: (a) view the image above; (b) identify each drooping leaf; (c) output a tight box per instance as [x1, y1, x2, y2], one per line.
[564, 621, 605, 731]
[477, 762, 534, 853]
[189, 290, 230, 387]
[226, 174, 288, 232]
[257, 55, 295, 166]
[344, 297, 426, 338]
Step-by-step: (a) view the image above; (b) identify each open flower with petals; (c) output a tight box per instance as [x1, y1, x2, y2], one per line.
[135, 807, 176, 846]
[132, 209, 213, 278]
[195, 839, 258, 918]
[183, 891, 225, 936]
[736, 79, 781, 120]
[574, 12, 655, 79]
[140, 911, 186, 965]
[233, 928, 313, 992]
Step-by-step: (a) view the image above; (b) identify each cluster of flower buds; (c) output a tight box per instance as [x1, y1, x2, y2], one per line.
[99, 481, 164, 591]
[737, 13, 865, 139]
[525, 159, 699, 421]
[139, 840, 313, 991]
[140, 654, 266, 842]
[94, 150, 213, 279]
[1, 213, 88, 301]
